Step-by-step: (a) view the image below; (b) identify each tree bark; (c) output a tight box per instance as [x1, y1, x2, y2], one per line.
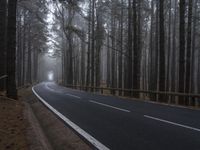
[111, 7, 116, 94]
[185, 0, 193, 98]
[159, 0, 166, 101]
[133, 0, 141, 98]
[0, 0, 7, 90]
[107, 31, 111, 87]
[86, 0, 91, 88]
[118, 0, 124, 95]
[6, 0, 17, 99]
[127, 0, 133, 95]
[91, 0, 95, 89]
[171, 0, 177, 102]
[179, 0, 186, 103]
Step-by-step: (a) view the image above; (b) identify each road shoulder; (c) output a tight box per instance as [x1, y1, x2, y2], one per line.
[20, 87, 91, 150]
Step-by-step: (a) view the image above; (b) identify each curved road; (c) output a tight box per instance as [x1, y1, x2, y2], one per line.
[33, 82, 200, 150]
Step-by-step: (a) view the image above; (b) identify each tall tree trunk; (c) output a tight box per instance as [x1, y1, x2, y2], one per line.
[179, 0, 186, 103]
[91, 0, 95, 89]
[68, 35, 73, 85]
[118, 0, 123, 95]
[107, 31, 111, 87]
[22, 10, 26, 86]
[133, 0, 141, 98]
[111, 10, 116, 94]
[6, 0, 17, 99]
[127, 0, 133, 95]
[17, 13, 22, 87]
[0, 0, 7, 90]
[137, 0, 141, 91]
[149, 0, 154, 100]
[191, 0, 198, 106]
[167, 0, 172, 97]
[67, 7, 73, 85]
[150, 0, 159, 101]
[185, 0, 193, 99]
[86, 0, 91, 88]
[95, 9, 103, 88]
[159, 0, 166, 101]
[81, 36, 86, 86]
[171, 0, 177, 103]
[33, 48, 38, 83]
[27, 24, 32, 84]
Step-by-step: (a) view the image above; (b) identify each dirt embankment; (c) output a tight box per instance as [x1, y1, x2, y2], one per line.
[0, 88, 91, 150]
[21, 87, 91, 150]
[0, 96, 28, 150]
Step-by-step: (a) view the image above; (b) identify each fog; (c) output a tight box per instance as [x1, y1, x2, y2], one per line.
[37, 1, 62, 83]
[38, 53, 62, 82]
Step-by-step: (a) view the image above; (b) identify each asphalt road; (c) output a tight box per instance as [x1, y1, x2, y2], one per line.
[32, 82, 200, 150]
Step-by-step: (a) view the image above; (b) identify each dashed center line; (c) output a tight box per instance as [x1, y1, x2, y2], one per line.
[90, 100, 131, 113]
[32, 87, 110, 150]
[65, 93, 81, 99]
[144, 115, 200, 132]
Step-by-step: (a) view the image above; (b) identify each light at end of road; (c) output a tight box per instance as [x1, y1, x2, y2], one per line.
[48, 71, 54, 81]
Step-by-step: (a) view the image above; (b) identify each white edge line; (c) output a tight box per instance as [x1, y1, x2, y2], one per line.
[90, 100, 131, 113]
[32, 86, 110, 150]
[144, 115, 200, 132]
[65, 93, 81, 99]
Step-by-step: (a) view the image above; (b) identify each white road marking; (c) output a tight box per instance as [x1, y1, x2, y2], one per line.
[32, 87, 110, 150]
[65, 93, 81, 99]
[45, 83, 62, 94]
[90, 100, 131, 113]
[144, 115, 200, 132]
[45, 82, 81, 99]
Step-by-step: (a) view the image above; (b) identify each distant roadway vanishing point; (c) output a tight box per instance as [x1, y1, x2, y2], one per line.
[32, 82, 200, 150]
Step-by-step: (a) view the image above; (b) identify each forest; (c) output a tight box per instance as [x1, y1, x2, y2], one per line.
[0, 0, 200, 106]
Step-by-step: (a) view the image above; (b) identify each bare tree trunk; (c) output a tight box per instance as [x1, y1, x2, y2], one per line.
[17, 12, 22, 86]
[0, 0, 7, 90]
[179, 0, 186, 104]
[91, 0, 95, 89]
[150, 1, 159, 101]
[191, 0, 198, 106]
[22, 10, 26, 86]
[127, 0, 133, 96]
[159, 0, 166, 101]
[6, 0, 17, 99]
[95, 5, 104, 88]
[118, 0, 123, 95]
[107, 31, 111, 87]
[133, 0, 141, 98]
[185, 0, 193, 102]
[33, 45, 38, 83]
[171, 0, 177, 103]
[111, 10, 116, 94]
[67, 7, 73, 85]
[86, 0, 91, 88]
[27, 23, 32, 84]
[81, 36, 86, 86]
[149, 0, 154, 100]
[167, 0, 172, 102]
[68, 35, 73, 85]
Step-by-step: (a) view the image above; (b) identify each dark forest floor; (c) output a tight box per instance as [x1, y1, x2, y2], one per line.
[0, 96, 28, 150]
